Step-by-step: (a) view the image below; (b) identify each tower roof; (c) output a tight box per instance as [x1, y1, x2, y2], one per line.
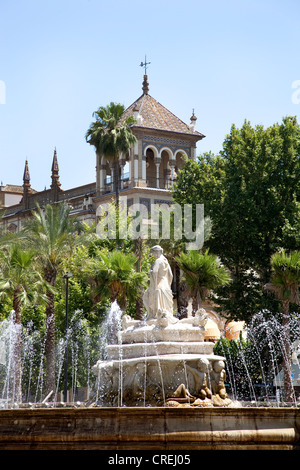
[122, 76, 205, 140]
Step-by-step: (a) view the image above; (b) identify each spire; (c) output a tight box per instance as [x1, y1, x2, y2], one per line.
[51, 148, 62, 201]
[23, 160, 30, 185]
[51, 148, 61, 190]
[22, 160, 31, 209]
[51, 147, 59, 173]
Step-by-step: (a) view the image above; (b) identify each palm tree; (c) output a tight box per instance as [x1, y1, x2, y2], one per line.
[175, 250, 231, 315]
[85, 102, 136, 209]
[0, 244, 46, 402]
[87, 249, 147, 311]
[21, 203, 80, 395]
[265, 250, 300, 402]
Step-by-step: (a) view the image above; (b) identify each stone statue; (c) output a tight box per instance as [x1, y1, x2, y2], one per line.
[186, 358, 212, 399]
[173, 383, 195, 401]
[210, 360, 227, 399]
[193, 308, 208, 328]
[171, 358, 212, 402]
[143, 245, 174, 319]
[156, 309, 170, 328]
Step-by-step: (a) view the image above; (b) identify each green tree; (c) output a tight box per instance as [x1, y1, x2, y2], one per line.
[0, 244, 47, 402]
[175, 250, 231, 314]
[172, 151, 225, 217]
[21, 203, 81, 395]
[86, 249, 147, 311]
[173, 117, 300, 322]
[214, 118, 300, 272]
[264, 250, 300, 402]
[85, 102, 136, 209]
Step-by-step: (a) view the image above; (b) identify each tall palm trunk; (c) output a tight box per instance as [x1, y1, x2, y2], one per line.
[114, 159, 120, 209]
[192, 297, 198, 317]
[175, 265, 188, 319]
[282, 300, 294, 402]
[12, 287, 22, 403]
[192, 291, 202, 316]
[44, 269, 57, 397]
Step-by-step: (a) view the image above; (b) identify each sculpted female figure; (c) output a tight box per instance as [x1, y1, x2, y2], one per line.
[143, 245, 174, 319]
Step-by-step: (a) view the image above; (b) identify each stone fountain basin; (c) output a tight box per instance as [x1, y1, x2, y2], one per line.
[93, 353, 226, 400]
[95, 353, 225, 370]
[95, 310, 226, 406]
[106, 341, 215, 360]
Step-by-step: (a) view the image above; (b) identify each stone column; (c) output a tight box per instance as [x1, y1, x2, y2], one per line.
[134, 156, 139, 186]
[169, 160, 176, 187]
[142, 155, 147, 185]
[134, 141, 139, 186]
[155, 158, 161, 188]
[128, 159, 132, 187]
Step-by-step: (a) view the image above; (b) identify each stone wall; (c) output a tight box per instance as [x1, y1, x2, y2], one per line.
[0, 406, 299, 450]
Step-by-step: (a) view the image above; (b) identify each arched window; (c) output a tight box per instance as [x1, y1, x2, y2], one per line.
[145, 147, 156, 188]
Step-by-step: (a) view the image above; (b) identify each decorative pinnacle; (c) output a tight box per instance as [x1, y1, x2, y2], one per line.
[190, 108, 197, 121]
[51, 147, 61, 189]
[23, 160, 30, 183]
[142, 75, 149, 95]
[51, 147, 59, 173]
[140, 55, 150, 95]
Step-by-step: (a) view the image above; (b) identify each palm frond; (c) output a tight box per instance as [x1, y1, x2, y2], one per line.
[268, 249, 300, 304]
[176, 250, 231, 305]
[85, 102, 137, 160]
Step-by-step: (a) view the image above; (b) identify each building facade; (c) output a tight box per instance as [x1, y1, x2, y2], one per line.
[1, 75, 204, 231]
[1, 75, 246, 340]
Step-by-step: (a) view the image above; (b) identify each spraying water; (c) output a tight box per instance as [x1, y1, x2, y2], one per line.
[217, 310, 300, 405]
[0, 308, 95, 407]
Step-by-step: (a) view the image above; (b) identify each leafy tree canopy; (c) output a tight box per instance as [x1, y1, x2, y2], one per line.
[172, 116, 300, 321]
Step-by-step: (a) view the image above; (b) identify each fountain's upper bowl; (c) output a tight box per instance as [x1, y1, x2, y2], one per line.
[120, 312, 209, 345]
[107, 341, 214, 360]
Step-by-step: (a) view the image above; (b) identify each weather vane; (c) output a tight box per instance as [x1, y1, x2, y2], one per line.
[140, 55, 151, 74]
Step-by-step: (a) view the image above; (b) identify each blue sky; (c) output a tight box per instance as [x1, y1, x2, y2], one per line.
[0, 0, 300, 191]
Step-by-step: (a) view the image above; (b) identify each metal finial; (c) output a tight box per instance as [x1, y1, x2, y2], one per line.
[140, 55, 151, 74]
[190, 108, 197, 121]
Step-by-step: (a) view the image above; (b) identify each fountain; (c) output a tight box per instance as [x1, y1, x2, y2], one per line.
[0, 245, 299, 450]
[92, 245, 232, 407]
[93, 305, 233, 407]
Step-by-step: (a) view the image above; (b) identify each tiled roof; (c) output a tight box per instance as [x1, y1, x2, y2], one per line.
[1, 184, 24, 193]
[122, 92, 205, 139]
[0, 184, 37, 194]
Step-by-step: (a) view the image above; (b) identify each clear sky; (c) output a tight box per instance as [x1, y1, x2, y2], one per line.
[0, 0, 300, 191]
